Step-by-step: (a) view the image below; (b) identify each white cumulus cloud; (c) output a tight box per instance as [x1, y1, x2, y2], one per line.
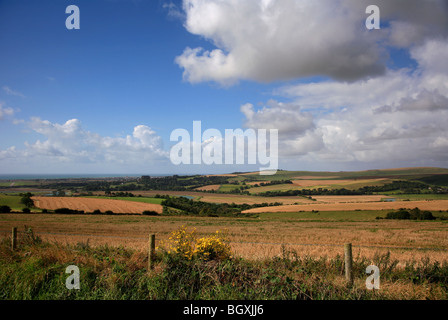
[1, 118, 169, 171]
[274, 38, 448, 167]
[176, 0, 448, 86]
[241, 100, 323, 157]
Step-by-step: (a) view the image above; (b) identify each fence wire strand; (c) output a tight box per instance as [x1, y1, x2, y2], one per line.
[0, 229, 446, 252]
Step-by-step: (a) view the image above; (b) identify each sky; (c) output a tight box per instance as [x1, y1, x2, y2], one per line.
[1, 0, 448, 175]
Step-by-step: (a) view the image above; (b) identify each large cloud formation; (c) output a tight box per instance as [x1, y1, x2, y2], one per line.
[173, 0, 448, 169]
[273, 39, 448, 167]
[240, 100, 323, 158]
[176, 0, 448, 85]
[0, 118, 168, 172]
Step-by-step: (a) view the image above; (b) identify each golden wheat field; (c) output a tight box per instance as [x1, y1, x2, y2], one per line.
[1, 212, 447, 265]
[242, 199, 448, 213]
[291, 178, 388, 187]
[32, 196, 163, 214]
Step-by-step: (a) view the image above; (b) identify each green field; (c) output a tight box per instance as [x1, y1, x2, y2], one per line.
[240, 167, 448, 182]
[0, 194, 25, 210]
[392, 194, 448, 200]
[248, 183, 303, 194]
[86, 196, 164, 205]
[218, 184, 242, 192]
[0, 180, 41, 187]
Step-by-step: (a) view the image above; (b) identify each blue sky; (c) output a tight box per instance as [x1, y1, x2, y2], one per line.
[1, 0, 448, 175]
[0, 0, 261, 136]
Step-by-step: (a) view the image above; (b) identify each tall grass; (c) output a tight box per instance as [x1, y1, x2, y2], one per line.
[0, 227, 447, 300]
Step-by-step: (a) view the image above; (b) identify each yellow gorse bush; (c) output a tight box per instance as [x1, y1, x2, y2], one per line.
[161, 226, 231, 261]
[194, 231, 232, 261]
[163, 225, 197, 260]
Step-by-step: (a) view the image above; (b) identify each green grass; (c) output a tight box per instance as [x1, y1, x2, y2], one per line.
[237, 167, 448, 182]
[0, 180, 41, 187]
[0, 182, 13, 187]
[0, 194, 25, 210]
[392, 194, 448, 200]
[416, 174, 448, 187]
[218, 184, 242, 193]
[248, 184, 303, 194]
[1, 233, 447, 300]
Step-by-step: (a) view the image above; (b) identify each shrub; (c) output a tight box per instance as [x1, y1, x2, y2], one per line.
[104, 210, 114, 215]
[386, 208, 436, 220]
[142, 210, 159, 216]
[386, 210, 410, 220]
[195, 231, 231, 261]
[160, 226, 232, 262]
[162, 225, 197, 260]
[92, 209, 102, 215]
[22, 208, 31, 213]
[55, 208, 71, 214]
[0, 205, 11, 213]
[420, 211, 436, 220]
[54, 208, 84, 214]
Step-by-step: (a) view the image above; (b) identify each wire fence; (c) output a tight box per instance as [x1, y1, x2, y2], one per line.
[1, 229, 446, 252]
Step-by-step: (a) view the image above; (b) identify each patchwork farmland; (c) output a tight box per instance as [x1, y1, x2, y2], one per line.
[1, 167, 448, 300]
[1, 167, 447, 263]
[32, 196, 163, 214]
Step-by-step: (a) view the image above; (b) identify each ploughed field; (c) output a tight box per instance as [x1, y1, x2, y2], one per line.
[32, 196, 163, 214]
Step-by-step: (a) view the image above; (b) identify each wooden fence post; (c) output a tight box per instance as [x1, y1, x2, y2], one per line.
[11, 227, 17, 251]
[344, 243, 353, 287]
[148, 234, 155, 270]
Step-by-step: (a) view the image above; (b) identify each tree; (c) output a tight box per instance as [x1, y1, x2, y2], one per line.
[20, 194, 34, 208]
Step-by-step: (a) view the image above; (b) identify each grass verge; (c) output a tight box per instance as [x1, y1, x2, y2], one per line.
[0, 227, 447, 300]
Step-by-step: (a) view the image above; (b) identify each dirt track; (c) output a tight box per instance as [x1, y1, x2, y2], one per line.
[32, 196, 163, 214]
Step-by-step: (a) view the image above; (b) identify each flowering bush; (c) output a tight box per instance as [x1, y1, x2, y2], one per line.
[161, 226, 231, 262]
[163, 225, 197, 260]
[195, 231, 232, 261]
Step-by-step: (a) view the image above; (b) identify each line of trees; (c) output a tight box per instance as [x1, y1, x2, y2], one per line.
[256, 180, 444, 197]
[249, 180, 293, 187]
[379, 208, 436, 220]
[79, 175, 234, 192]
[160, 196, 283, 217]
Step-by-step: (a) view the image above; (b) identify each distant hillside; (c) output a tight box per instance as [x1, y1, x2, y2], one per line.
[228, 167, 448, 186]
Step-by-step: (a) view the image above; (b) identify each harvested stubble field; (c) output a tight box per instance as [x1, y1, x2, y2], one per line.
[32, 196, 163, 214]
[242, 199, 448, 213]
[291, 178, 389, 188]
[193, 184, 221, 191]
[1, 212, 447, 266]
